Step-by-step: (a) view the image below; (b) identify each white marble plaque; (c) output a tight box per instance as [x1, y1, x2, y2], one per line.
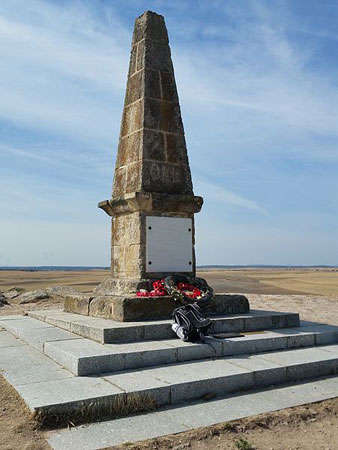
[146, 216, 193, 272]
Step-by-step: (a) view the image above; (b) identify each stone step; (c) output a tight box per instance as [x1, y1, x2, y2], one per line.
[1, 315, 338, 376]
[1, 328, 338, 426]
[27, 309, 300, 343]
[48, 376, 338, 450]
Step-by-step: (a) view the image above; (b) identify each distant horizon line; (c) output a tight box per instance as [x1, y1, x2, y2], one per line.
[0, 264, 337, 271]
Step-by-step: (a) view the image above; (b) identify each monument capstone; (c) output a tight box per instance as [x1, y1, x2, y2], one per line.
[64, 11, 249, 321]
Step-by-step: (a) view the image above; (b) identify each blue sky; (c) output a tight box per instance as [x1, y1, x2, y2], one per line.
[1, 0, 338, 266]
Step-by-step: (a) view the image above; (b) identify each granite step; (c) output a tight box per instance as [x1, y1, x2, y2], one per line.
[27, 309, 300, 343]
[1, 315, 338, 376]
[1, 328, 338, 425]
[48, 376, 338, 450]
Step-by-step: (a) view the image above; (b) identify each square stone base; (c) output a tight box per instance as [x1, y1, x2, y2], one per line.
[64, 293, 250, 322]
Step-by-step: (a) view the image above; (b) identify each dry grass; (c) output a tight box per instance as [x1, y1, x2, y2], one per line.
[36, 392, 158, 429]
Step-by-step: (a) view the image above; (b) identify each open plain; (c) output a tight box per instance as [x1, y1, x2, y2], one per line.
[1, 267, 338, 450]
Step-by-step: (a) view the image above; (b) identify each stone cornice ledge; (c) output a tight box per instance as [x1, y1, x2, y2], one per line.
[98, 192, 203, 216]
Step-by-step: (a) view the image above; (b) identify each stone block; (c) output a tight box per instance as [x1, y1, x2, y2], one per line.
[116, 131, 142, 166]
[69, 321, 104, 343]
[89, 296, 115, 319]
[160, 71, 177, 101]
[242, 314, 272, 331]
[121, 341, 177, 370]
[15, 376, 124, 414]
[124, 244, 142, 277]
[286, 333, 315, 349]
[314, 343, 338, 356]
[144, 39, 172, 72]
[166, 133, 185, 165]
[208, 294, 250, 316]
[210, 316, 246, 334]
[226, 355, 287, 388]
[0, 330, 24, 348]
[271, 312, 300, 329]
[222, 334, 288, 357]
[112, 167, 127, 197]
[121, 101, 142, 137]
[143, 129, 166, 161]
[112, 213, 142, 245]
[103, 371, 171, 407]
[258, 347, 338, 382]
[164, 359, 254, 404]
[125, 71, 143, 105]
[142, 161, 188, 195]
[125, 161, 142, 194]
[1, 318, 54, 339]
[4, 364, 74, 386]
[0, 314, 24, 321]
[111, 245, 125, 276]
[144, 69, 161, 99]
[0, 344, 59, 371]
[164, 338, 220, 362]
[44, 339, 125, 376]
[16, 327, 81, 352]
[143, 322, 173, 340]
[44, 314, 72, 331]
[93, 278, 149, 296]
[127, 43, 137, 76]
[132, 11, 169, 45]
[64, 295, 91, 316]
[111, 295, 175, 321]
[299, 324, 338, 346]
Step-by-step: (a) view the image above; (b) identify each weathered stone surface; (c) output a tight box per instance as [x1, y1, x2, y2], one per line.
[97, 10, 202, 292]
[45, 285, 82, 297]
[110, 296, 176, 321]
[89, 296, 115, 319]
[66, 293, 250, 321]
[0, 292, 9, 307]
[207, 294, 250, 316]
[3, 287, 26, 300]
[15, 290, 48, 305]
[93, 277, 150, 296]
[64, 295, 92, 316]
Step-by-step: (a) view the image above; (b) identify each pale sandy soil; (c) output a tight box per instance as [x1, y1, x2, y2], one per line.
[1, 268, 338, 450]
[0, 269, 109, 293]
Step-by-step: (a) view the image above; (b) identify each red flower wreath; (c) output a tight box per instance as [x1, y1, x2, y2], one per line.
[136, 279, 202, 299]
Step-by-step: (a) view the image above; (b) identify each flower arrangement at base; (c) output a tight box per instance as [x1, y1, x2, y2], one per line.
[136, 275, 213, 306]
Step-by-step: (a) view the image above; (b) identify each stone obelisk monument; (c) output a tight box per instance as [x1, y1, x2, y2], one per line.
[64, 11, 249, 321]
[98, 11, 202, 293]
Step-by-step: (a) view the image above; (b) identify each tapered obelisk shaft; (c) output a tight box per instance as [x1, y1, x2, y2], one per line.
[113, 11, 193, 197]
[98, 11, 203, 295]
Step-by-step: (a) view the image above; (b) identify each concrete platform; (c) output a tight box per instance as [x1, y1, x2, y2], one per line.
[48, 376, 338, 450]
[27, 309, 300, 343]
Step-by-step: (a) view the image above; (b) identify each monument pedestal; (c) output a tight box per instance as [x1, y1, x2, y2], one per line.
[64, 293, 250, 322]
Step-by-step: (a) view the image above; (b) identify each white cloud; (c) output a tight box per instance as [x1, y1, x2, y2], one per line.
[196, 180, 268, 215]
[0, 2, 128, 144]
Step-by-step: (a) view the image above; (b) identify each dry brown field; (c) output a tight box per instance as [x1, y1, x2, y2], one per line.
[1, 267, 338, 296]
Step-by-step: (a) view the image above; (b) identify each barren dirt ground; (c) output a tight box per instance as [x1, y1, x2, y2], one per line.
[1, 268, 338, 450]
